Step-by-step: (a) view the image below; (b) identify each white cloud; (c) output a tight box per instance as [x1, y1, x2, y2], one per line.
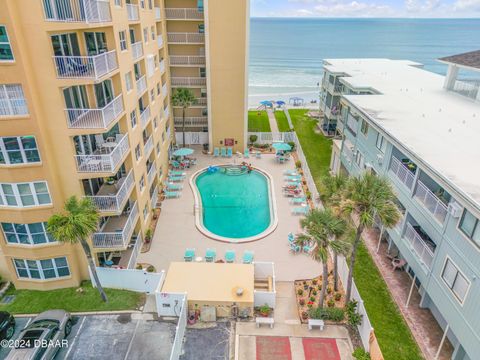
[312, 0, 395, 16]
[453, 0, 480, 10]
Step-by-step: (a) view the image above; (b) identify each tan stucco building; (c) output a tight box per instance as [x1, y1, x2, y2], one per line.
[0, 0, 249, 290]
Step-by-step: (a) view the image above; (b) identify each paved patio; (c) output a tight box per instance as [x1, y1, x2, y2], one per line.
[137, 147, 320, 282]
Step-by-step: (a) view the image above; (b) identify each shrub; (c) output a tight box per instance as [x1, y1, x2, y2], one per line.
[327, 299, 335, 307]
[146, 265, 155, 273]
[326, 286, 332, 294]
[310, 296, 315, 302]
[135, 264, 142, 270]
[145, 229, 153, 241]
[287, 141, 296, 151]
[352, 348, 371, 360]
[346, 300, 363, 327]
[297, 289, 304, 296]
[299, 298, 305, 306]
[312, 279, 318, 285]
[308, 307, 345, 322]
[249, 134, 258, 144]
[334, 293, 342, 301]
[295, 160, 302, 169]
[312, 290, 317, 296]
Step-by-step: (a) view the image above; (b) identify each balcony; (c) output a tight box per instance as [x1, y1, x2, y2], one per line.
[174, 116, 208, 127]
[53, 50, 117, 80]
[126, 3, 139, 21]
[75, 133, 129, 173]
[173, 97, 207, 107]
[131, 41, 143, 61]
[162, 83, 168, 97]
[140, 106, 150, 128]
[86, 170, 134, 213]
[43, 0, 111, 23]
[136, 75, 147, 96]
[150, 185, 159, 208]
[389, 157, 415, 190]
[165, 8, 204, 20]
[163, 105, 170, 118]
[157, 36, 164, 48]
[65, 94, 124, 129]
[404, 223, 435, 270]
[143, 135, 154, 156]
[155, 7, 161, 20]
[159, 59, 166, 73]
[414, 180, 448, 224]
[345, 113, 358, 135]
[167, 32, 204, 44]
[92, 201, 139, 249]
[171, 77, 206, 87]
[147, 163, 157, 184]
[169, 56, 205, 67]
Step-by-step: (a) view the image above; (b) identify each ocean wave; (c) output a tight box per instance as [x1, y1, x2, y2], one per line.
[249, 90, 318, 97]
[248, 83, 319, 89]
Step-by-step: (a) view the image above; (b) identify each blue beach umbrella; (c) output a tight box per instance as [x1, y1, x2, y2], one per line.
[260, 100, 273, 107]
[272, 142, 292, 151]
[173, 148, 194, 157]
[276, 100, 286, 106]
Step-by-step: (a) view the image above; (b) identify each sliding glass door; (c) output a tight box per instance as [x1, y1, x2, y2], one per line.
[94, 79, 114, 108]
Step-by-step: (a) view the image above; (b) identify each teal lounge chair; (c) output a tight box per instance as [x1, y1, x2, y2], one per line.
[289, 242, 300, 252]
[167, 183, 183, 191]
[214, 147, 220, 157]
[184, 248, 195, 262]
[168, 175, 185, 182]
[288, 232, 295, 243]
[290, 197, 307, 205]
[242, 250, 254, 264]
[221, 147, 227, 157]
[303, 244, 312, 253]
[283, 170, 298, 175]
[244, 149, 249, 158]
[171, 160, 182, 169]
[227, 148, 233, 158]
[164, 190, 181, 198]
[292, 206, 309, 215]
[255, 151, 261, 159]
[169, 170, 186, 176]
[285, 181, 301, 187]
[285, 175, 302, 181]
[225, 250, 235, 263]
[205, 248, 216, 262]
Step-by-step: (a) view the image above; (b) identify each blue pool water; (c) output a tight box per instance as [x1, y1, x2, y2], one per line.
[195, 168, 271, 239]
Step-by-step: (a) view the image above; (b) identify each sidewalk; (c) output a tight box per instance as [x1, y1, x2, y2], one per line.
[267, 108, 279, 132]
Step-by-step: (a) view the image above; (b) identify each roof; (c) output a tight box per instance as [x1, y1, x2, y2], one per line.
[161, 262, 254, 304]
[438, 50, 480, 70]
[323, 58, 480, 209]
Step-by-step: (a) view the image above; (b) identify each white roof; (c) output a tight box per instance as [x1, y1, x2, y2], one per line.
[324, 58, 480, 209]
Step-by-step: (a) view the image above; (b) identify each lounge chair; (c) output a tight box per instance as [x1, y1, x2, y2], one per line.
[164, 190, 181, 199]
[285, 175, 302, 181]
[303, 244, 312, 253]
[169, 170, 186, 176]
[214, 147, 220, 157]
[285, 181, 301, 187]
[205, 248, 216, 262]
[244, 149, 249, 158]
[292, 206, 309, 215]
[168, 175, 185, 182]
[225, 250, 235, 263]
[221, 147, 227, 157]
[283, 170, 299, 176]
[242, 250, 254, 264]
[227, 148, 233, 158]
[171, 160, 182, 169]
[288, 232, 295, 243]
[290, 197, 307, 205]
[289, 242, 300, 252]
[167, 183, 183, 191]
[255, 151, 261, 159]
[184, 248, 195, 262]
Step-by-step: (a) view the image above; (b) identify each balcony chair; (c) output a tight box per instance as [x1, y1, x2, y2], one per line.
[244, 149, 249, 158]
[220, 148, 227, 157]
[225, 250, 235, 263]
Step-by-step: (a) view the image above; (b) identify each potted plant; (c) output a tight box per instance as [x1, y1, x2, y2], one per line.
[105, 176, 116, 185]
[297, 289, 304, 296]
[299, 298, 305, 306]
[312, 279, 318, 285]
[249, 134, 258, 145]
[301, 311, 308, 320]
[309, 296, 315, 302]
[307, 301, 314, 308]
[259, 304, 271, 317]
[335, 293, 342, 301]
[145, 229, 153, 244]
[327, 299, 335, 307]
[312, 289, 317, 296]
[295, 160, 302, 169]
[146, 265, 155, 273]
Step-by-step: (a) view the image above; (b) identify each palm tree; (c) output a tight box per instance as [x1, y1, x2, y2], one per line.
[47, 196, 108, 302]
[172, 88, 197, 146]
[295, 209, 347, 308]
[341, 173, 401, 302]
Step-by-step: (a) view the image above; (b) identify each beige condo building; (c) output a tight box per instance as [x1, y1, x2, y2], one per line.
[0, 0, 249, 290]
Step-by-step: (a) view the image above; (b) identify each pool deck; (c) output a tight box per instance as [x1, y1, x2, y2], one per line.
[137, 147, 320, 282]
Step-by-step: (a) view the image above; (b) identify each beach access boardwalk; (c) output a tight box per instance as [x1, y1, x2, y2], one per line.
[267, 108, 279, 132]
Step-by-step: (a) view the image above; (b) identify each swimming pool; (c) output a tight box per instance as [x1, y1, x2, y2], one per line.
[191, 165, 277, 242]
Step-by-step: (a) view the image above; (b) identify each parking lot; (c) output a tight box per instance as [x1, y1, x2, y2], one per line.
[0, 313, 176, 360]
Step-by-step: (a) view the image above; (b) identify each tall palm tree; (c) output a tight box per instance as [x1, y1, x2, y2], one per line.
[172, 88, 197, 146]
[341, 173, 401, 302]
[47, 196, 108, 302]
[295, 209, 347, 308]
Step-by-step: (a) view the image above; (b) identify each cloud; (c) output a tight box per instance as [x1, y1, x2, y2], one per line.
[312, 0, 395, 16]
[453, 0, 480, 10]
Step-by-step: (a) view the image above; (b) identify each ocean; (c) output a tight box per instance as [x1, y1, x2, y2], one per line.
[248, 18, 480, 107]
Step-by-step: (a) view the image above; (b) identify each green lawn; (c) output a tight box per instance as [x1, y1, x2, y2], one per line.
[292, 108, 422, 360]
[248, 111, 271, 132]
[0, 281, 145, 314]
[274, 110, 291, 132]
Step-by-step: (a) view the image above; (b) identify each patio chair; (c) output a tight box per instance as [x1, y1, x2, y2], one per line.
[244, 149, 249, 158]
[285, 175, 302, 181]
[205, 248, 216, 262]
[289, 242, 300, 253]
[255, 151, 261, 159]
[392, 258, 407, 271]
[169, 170, 186, 176]
[242, 250, 254, 264]
[225, 250, 236, 263]
[290, 197, 307, 205]
[221, 147, 227, 157]
[167, 183, 183, 191]
[227, 148, 233, 158]
[303, 244, 312, 253]
[292, 206, 309, 216]
[171, 160, 182, 169]
[168, 175, 185, 182]
[214, 147, 220, 157]
[288, 232, 295, 243]
[283, 170, 298, 176]
[184, 248, 195, 262]
[164, 190, 181, 199]
[285, 181, 301, 187]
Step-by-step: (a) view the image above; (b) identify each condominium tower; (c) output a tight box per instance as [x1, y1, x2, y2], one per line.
[0, 0, 248, 290]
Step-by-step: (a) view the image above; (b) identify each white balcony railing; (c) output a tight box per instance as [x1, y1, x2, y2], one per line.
[75, 134, 129, 173]
[167, 32, 205, 43]
[166, 126, 171, 139]
[404, 223, 435, 269]
[389, 157, 416, 190]
[43, 0, 111, 23]
[140, 106, 150, 128]
[414, 180, 448, 224]
[53, 50, 117, 80]
[346, 113, 358, 135]
[164, 105, 170, 118]
[144, 135, 154, 156]
[136, 75, 147, 96]
[126, 3, 139, 21]
[159, 59, 166, 73]
[157, 36, 164, 48]
[92, 201, 139, 248]
[165, 8, 204, 20]
[131, 41, 143, 61]
[155, 7, 161, 20]
[86, 170, 134, 213]
[172, 97, 207, 107]
[169, 55, 205, 66]
[127, 234, 143, 269]
[171, 77, 206, 87]
[65, 94, 124, 129]
[150, 185, 159, 208]
[174, 116, 208, 127]
[162, 83, 168, 97]
[147, 163, 157, 184]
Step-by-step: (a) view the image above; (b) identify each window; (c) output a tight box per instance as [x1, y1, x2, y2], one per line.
[200, 67, 206, 78]
[115, 0, 122, 6]
[354, 150, 364, 168]
[130, 110, 137, 128]
[198, 24, 205, 34]
[150, 89, 155, 102]
[156, 83, 161, 96]
[162, 131, 165, 143]
[375, 133, 386, 153]
[143, 28, 148, 43]
[151, 26, 155, 41]
[13, 257, 70, 280]
[119, 31, 127, 51]
[148, 0, 153, 9]
[459, 209, 480, 246]
[360, 120, 369, 136]
[0, 182, 51, 207]
[2, 222, 55, 245]
[0, 84, 28, 117]
[153, 116, 158, 129]
[441, 258, 470, 303]
[0, 136, 40, 165]
[143, 204, 148, 220]
[156, 143, 160, 154]
[0, 26, 14, 61]
[125, 72, 133, 92]
[140, 175, 145, 191]
[140, 0, 145, 8]
[135, 144, 141, 160]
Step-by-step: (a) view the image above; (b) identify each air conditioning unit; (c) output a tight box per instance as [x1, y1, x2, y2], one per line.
[364, 163, 374, 174]
[377, 154, 384, 165]
[447, 201, 463, 218]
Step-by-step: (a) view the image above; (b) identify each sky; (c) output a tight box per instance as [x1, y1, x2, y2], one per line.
[251, 0, 480, 18]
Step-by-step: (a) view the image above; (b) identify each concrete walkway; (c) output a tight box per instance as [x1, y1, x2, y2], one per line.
[267, 108, 279, 132]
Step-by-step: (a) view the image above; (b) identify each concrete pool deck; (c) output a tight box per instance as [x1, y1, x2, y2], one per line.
[137, 147, 320, 282]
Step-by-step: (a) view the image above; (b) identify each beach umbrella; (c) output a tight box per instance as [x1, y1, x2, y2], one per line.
[272, 142, 292, 151]
[260, 100, 273, 107]
[276, 100, 286, 106]
[173, 148, 194, 157]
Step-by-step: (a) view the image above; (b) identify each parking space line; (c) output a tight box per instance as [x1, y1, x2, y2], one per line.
[64, 316, 86, 360]
[123, 319, 141, 360]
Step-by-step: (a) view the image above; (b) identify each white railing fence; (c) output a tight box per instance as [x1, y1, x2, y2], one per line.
[144, 135, 154, 156]
[66, 94, 124, 129]
[91, 267, 164, 293]
[247, 132, 296, 144]
[171, 77, 206, 87]
[127, 234, 143, 269]
[253, 262, 276, 308]
[126, 3, 139, 21]
[147, 163, 157, 184]
[413, 181, 448, 224]
[404, 223, 435, 269]
[53, 50, 117, 79]
[131, 41, 143, 61]
[87, 169, 134, 212]
[292, 133, 321, 205]
[174, 116, 208, 127]
[165, 8, 203, 20]
[452, 79, 480, 100]
[169, 295, 187, 360]
[175, 132, 209, 145]
[389, 157, 415, 190]
[136, 75, 147, 95]
[169, 55, 205, 66]
[140, 106, 150, 128]
[157, 36, 164, 48]
[167, 32, 205, 43]
[43, 0, 111, 23]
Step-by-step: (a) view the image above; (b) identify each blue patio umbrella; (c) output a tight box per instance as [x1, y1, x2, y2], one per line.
[173, 147, 194, 157]
[272, 142, 292, 151]
[276, 100, 286, 106]
[260, 100, 273, 107]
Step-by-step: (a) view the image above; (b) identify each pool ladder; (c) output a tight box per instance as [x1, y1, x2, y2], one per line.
[224, 166, 247, 176]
